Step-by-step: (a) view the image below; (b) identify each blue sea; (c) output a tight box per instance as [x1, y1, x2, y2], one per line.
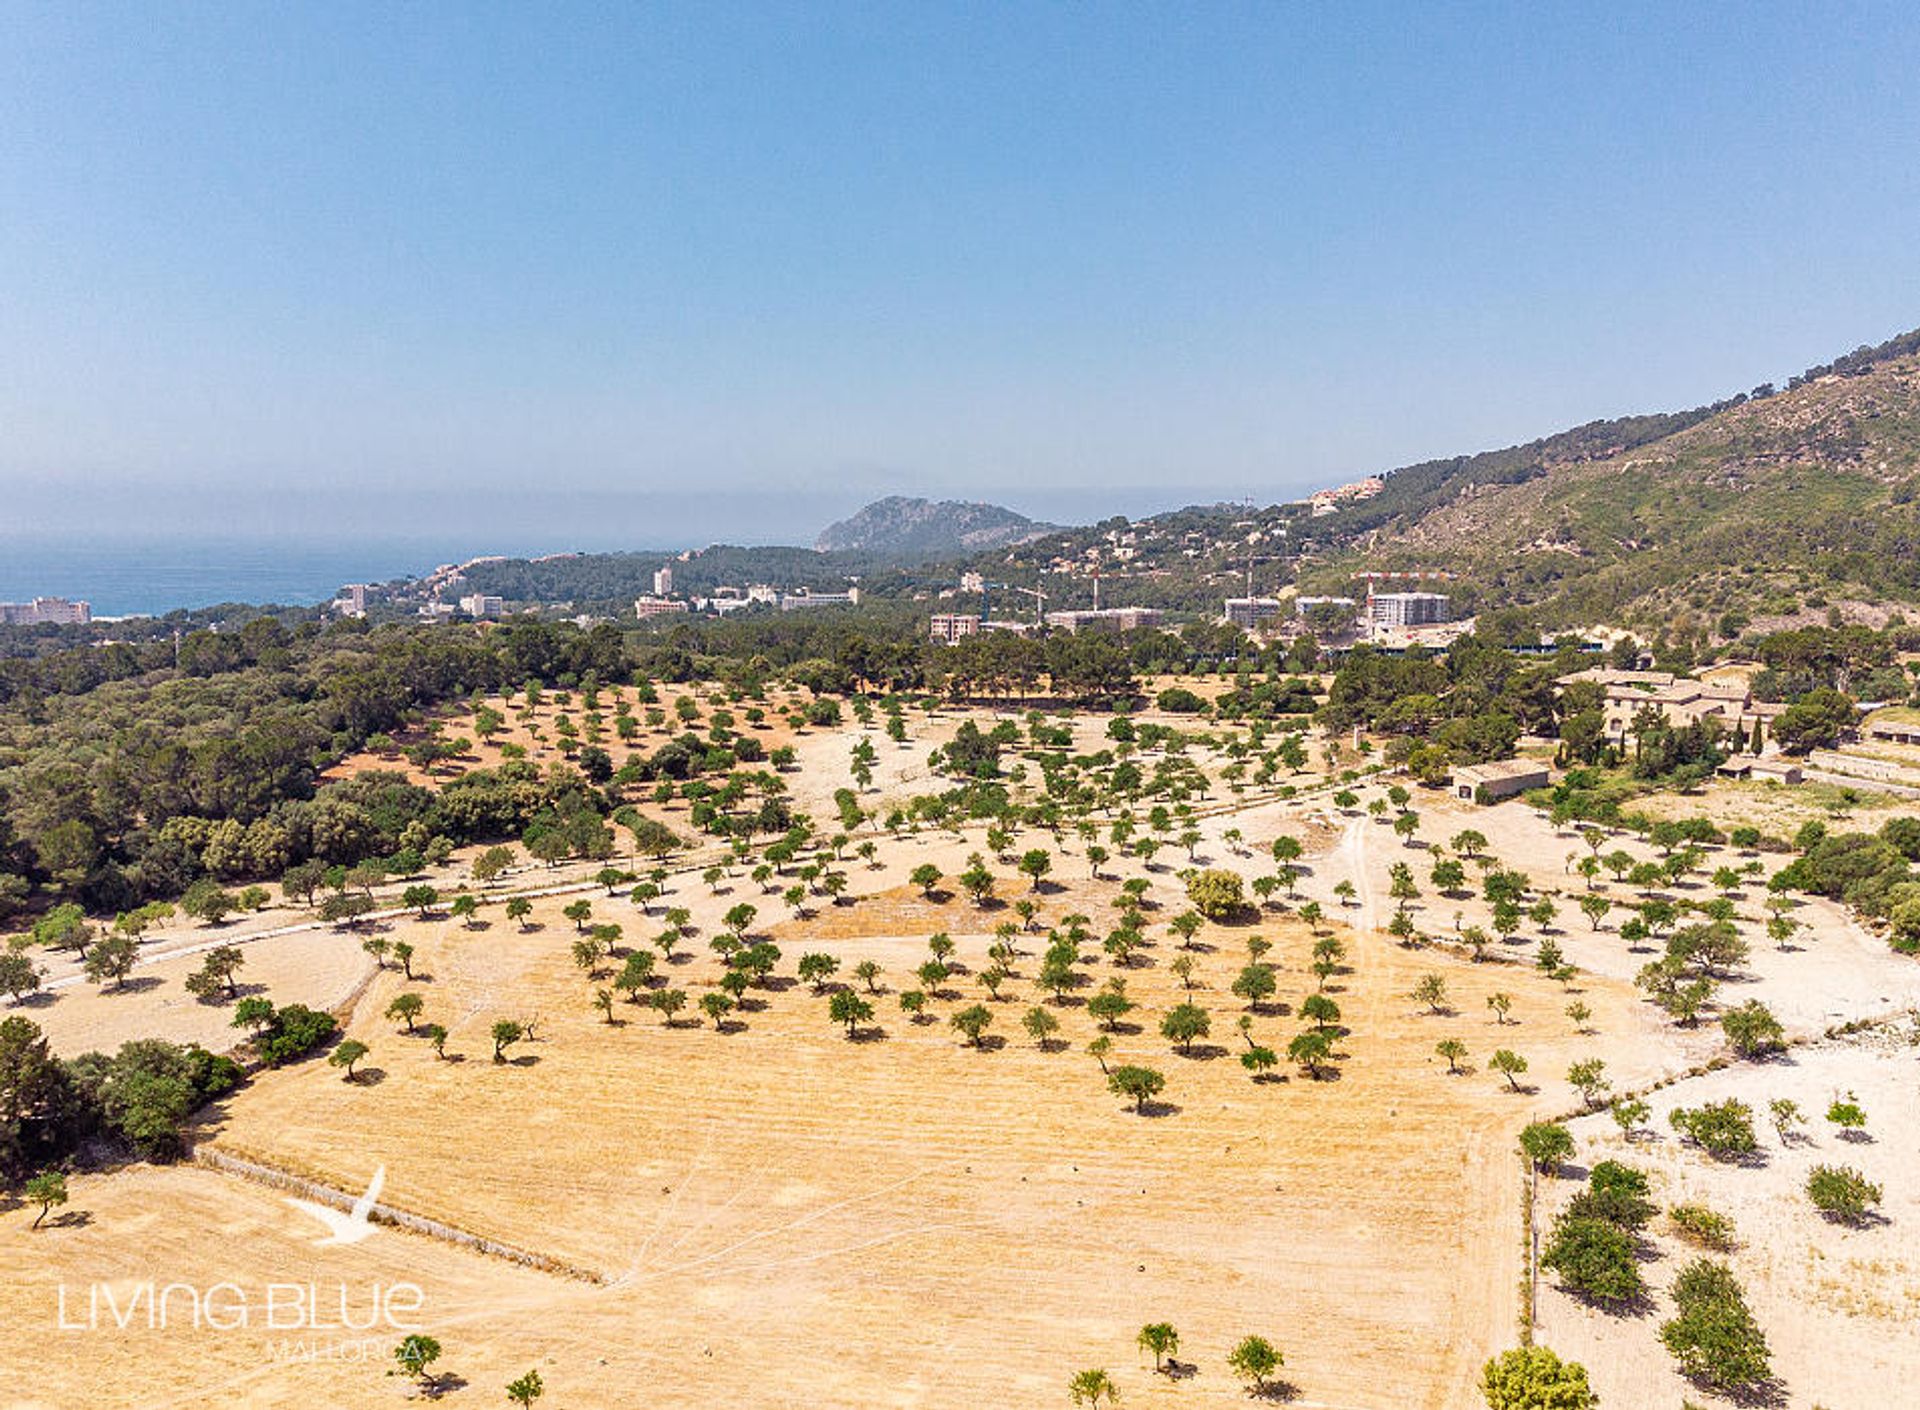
[0, 536, 569, 618]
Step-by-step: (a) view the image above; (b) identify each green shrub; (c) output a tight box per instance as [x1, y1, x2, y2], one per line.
[1660, 1259, 1771, 1390]
[256, 1004, 339, 1067]
[1565, 1161, 1655, 1231]
[1806, 1164, 1882, 1223]
[1540, 1215, 1643, 1304]
[1478, 1346, 1598, 1409]
[1668, 1202, 1736, 1250]
[1719, 1000, 1785, 1058]
[1669, 1099, 1758, 1160]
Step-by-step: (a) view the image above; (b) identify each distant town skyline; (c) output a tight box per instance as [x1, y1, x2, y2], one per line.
[5, 5, 1920, 547]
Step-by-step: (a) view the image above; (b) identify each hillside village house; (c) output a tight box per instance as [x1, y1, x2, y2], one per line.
[1559, 667, 1788, 748]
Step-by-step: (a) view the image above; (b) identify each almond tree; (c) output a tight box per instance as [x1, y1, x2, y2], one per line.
[829, 989, 873, 1037]
[329, 1039, 369, 1081]
[1160, 1002, 1210, 1054]
[1137, 1322, 1179, 1372]
[1022, 1006, 1060, 1048]
[649, 989, 688, 1026]
[1067, 1369, 1118, 1407]
[1411, 973, 1448, 1014]
[1490, 1048, 1528, 1090]
[1108, 1064, 1165, 1113]
[184, 945, 246, 1002]
[386, 993, 424, 1032]
[950, 1003, 993, 1047]
[1227, 1335, 1282, 1394]
[25, 1170, 67, 1230]
[490, 1019, 524, 1062]
[1289, 1028, 1333, 1078]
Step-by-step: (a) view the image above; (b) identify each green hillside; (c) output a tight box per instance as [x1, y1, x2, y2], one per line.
[1306, 328, 1920, 634]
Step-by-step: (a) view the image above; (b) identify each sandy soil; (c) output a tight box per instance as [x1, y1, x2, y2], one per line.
[1535, 1033, 1920, 1409]
[1635, 777, 1914, 840]
[18, 925, 375, 1058]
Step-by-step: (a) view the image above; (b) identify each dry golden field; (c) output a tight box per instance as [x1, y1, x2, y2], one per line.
[10, 706, 1916, 1409]
[3, 798, 1649, 1409]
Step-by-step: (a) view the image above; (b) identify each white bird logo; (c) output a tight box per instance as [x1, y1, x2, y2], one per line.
[285, 1165, 385, 1246]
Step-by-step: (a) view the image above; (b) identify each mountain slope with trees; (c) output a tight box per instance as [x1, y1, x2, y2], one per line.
[1305, 327, 1920, 633]
[814, 496, 1055, 556]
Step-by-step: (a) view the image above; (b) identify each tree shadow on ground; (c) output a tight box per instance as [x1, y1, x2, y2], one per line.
[1249, 1381, 1302, 1403]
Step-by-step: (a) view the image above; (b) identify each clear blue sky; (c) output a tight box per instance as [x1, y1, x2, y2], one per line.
[3, 2, 1918, 548]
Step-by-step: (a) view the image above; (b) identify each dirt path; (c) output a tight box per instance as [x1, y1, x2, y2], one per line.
[1318, 810, 1522, 1409]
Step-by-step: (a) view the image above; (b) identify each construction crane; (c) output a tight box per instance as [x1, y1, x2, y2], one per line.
[933, 575, 1042, 626]
[1009, 584, 1047, 625]
[1352, 569, 1457, 585]
[1240, 552, 1286, 600]
[1351, 569, 1455, 604]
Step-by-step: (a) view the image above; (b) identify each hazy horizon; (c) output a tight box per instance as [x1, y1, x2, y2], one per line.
[6, 7, 1920, 547]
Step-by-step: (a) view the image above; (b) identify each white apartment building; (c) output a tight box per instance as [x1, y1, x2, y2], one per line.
[1223, 597, 1285, 629]
[1367, 591, 1450, 628]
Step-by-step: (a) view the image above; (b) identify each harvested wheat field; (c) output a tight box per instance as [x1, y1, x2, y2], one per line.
[0, 1163, 581, 1410]
[18, 824, 1646, 1410]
